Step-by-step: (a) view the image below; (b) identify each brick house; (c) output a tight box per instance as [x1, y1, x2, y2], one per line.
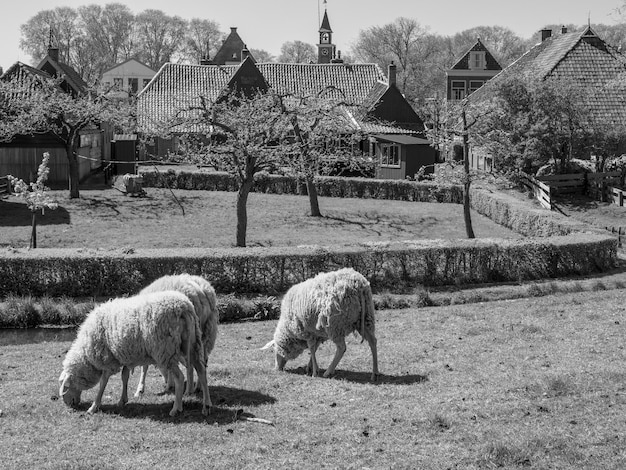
[137, 9, 436, 179]
[466, 26, 626, 170]
[446, 38, 502, 101]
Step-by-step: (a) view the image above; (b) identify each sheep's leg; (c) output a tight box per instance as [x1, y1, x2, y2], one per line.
[191, 354, 212, 415]
[119, 366, 130, 407]
[307, 338, 321, 377]
[168, 364, 185, 417]
[88, 371, 112, 414]
[323, 337, 347, 378]
[134, 365, 149, 398]
[363, 329, 379, 382]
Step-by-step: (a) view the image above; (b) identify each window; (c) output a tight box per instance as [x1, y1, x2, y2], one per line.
[451, 80, 466, 100]
[113, 77, 123, 90]
[128, 77, 138, 94]
[379, 143, 400, 167]
[143, 78, 151, 89]
[469, 51, 486, 70]
[468, 80, 484, 94]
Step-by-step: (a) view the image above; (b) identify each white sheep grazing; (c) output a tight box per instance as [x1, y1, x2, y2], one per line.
[262, 268, 379, 381]
[58, 291, 212, 416]
[134, 274, 218, 397]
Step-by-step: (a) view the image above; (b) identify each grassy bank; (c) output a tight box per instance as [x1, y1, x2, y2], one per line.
[1, 288, 625, 468]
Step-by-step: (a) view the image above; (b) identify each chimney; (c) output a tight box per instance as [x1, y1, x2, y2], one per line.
[230, 27, 237, 34]
[388, 61, 397, 87]
[48, 46, 59, 62]
[331, 50, 344, 64]
[241, 45, 250, 62]
[561, 25, 568, 34]
[540, 29, 552, 42]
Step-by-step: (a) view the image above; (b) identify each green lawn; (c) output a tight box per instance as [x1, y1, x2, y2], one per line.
[0, 187, 520, 249]
[1, 288, 625, 469]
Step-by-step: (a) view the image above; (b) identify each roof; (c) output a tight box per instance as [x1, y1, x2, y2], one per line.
[37, 54, 88, 95]
[371, 134, 430, 145]
[450, 38, 502, 71]
[101, 58, 156, 76]
[469, 27, 626, 126]
[319, 10, 332, 33]
[137, 61, 394, 133]
[211, 27, 255, 65]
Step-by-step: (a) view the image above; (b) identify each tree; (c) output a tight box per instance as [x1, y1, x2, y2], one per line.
[19, 7, 79, 65]
[250, 49, 275, 63]
[351, 18, 438, 104]
[472, 75, 593, 175]
[76, 4, 136, 81]
[183, 18, 223, 64]
[278, 41, 316, 63]
[134, 10, 187, 69]
[8, 152, 58, 249]
[278, 90, 366, 217]
[178, 90, 290, 247]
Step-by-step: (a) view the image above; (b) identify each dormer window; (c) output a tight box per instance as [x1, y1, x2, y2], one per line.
[469, 51, 486, 70]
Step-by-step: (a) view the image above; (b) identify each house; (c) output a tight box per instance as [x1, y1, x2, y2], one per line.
[0, 44, 109, 185]
[137, 9, 435, 180]
[466, 25, 626, 170]
[446, 38, 502, 101]
[205, 27, 256, 65]
[100, 58, 156, 97]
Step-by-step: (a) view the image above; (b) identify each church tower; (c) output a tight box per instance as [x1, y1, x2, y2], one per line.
[317, 7, 335, 63]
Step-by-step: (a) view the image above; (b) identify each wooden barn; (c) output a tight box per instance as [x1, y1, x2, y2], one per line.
[0, 45, 110, 185]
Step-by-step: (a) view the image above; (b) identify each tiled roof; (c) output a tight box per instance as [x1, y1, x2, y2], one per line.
[257, 63, 387, 103]
[138, 63, 239, 133]
[138, 61, 391, 133]
[211, 28, 254, 65]
[469, 27, 626, 125]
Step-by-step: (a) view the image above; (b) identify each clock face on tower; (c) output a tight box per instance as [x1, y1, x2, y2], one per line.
[322, 48, 329, 55]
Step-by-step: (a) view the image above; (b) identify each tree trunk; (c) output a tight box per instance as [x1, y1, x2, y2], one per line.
[236, 177, 254, 247]
[67, 142, 80, 199]
[30, 211, 37, 249]
[462, 109, 475, 239]
[306, 176, 322, 217]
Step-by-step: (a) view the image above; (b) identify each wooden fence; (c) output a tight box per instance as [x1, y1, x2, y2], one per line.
[520, 171, 625, 209]
[518, 172, 554, 210]
[607, 186, 626, 207]
[0, 175, 9, 198]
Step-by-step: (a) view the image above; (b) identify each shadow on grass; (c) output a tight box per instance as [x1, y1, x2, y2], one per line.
[0, 200, 71, 226]
[286, 366, 428, 385]
[83, 385, 277, 424]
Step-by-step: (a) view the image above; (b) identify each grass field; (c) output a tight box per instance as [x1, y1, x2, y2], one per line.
[1, 288, 626, 469]
[0, 187, 520, 249]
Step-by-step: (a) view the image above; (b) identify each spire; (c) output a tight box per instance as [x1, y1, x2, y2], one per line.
[320, 6, 332, 32]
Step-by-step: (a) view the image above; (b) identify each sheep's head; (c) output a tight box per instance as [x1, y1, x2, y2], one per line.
[58, 371, 82, 408]
[261, 338, 306, 370]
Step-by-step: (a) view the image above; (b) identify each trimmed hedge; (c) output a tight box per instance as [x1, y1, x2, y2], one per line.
[0, 233, 616, 298]
[0, 169, 618, 298]
[138, 168, 464, 203]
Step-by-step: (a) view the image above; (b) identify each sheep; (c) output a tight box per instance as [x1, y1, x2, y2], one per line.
[262, 268, 379, 381]
[58, 290, 212, 416]
[134, 274, 218, 397]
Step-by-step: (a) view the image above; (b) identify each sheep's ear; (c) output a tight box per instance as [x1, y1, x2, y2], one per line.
[260, 340, 275, 351]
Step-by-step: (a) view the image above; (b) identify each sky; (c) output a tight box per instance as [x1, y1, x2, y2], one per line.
[0, 0, 623, 70]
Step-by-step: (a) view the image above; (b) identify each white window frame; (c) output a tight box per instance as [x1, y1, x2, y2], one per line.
[468, 80, 484, 94]
[379, 143, 401, 168]
[469, 51, 486, 70]
[451, 80, 466, 100]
